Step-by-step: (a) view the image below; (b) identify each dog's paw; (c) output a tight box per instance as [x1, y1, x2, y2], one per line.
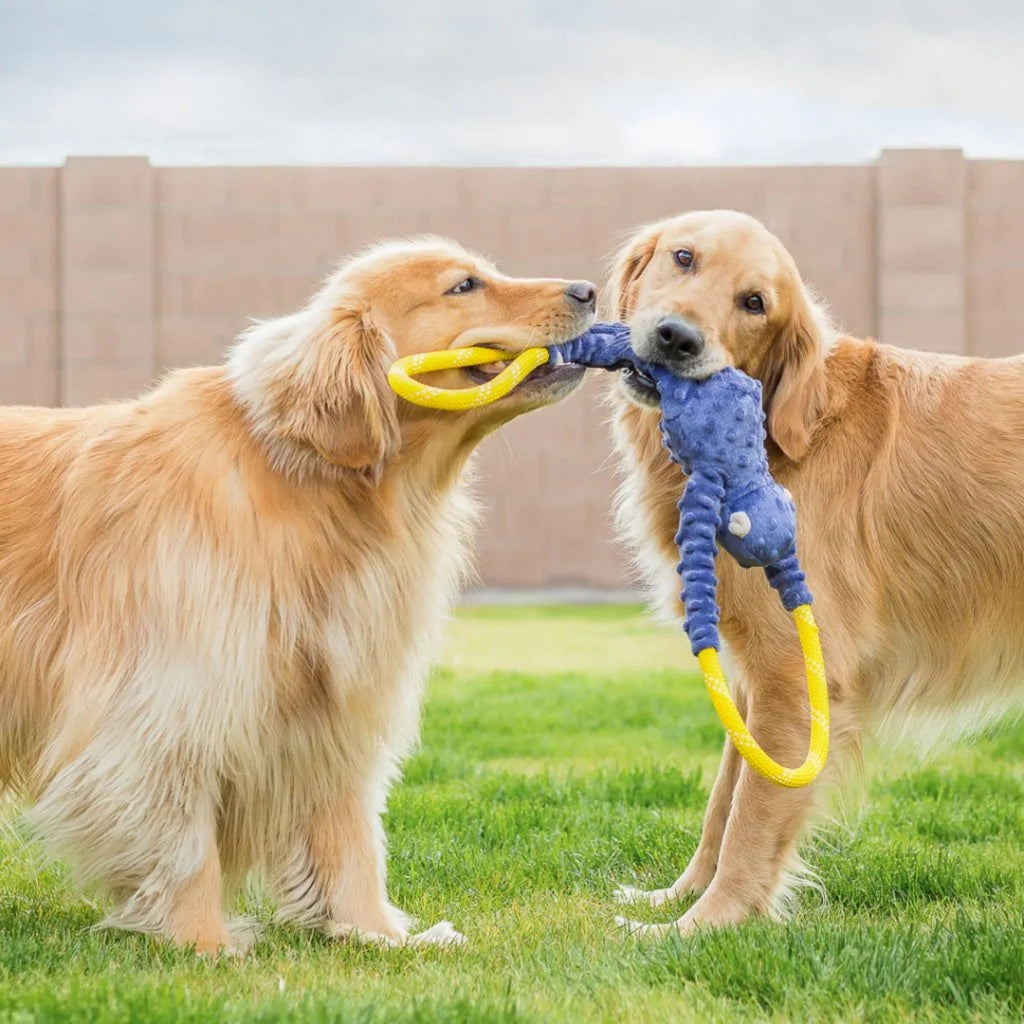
[324, 918, 465, 950]
[613, 884, 677, 908]
[406, 920, 466, 949]
[323, 921, 402, 947]
[614, 915, 676, 939]
[615, 914, 696, 940]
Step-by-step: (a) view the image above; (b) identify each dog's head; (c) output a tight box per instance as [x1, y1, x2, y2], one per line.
[608, 210, 831, 460]
[231, 237, 594, 480]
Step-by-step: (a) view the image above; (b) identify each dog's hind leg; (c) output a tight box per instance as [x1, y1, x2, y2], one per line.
[31, 734, 241, 955]
[98, 794, 243, 956]
[162, 840, 233, 955]
[615, 693, 743, 907]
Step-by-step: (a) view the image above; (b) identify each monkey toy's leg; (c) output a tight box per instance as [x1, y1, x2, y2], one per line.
[675, 468, 727, 653]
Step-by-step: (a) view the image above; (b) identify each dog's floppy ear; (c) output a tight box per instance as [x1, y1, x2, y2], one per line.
[760, 288, 828, 461]
[280, 301, 400, 474]
[607, 228, 659, 319]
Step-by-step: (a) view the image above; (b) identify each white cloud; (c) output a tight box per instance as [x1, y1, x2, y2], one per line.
[0, 0, 1021, 164]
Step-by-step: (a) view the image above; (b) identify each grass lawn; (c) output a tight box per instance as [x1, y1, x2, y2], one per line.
[2, 605, 1023, 1022]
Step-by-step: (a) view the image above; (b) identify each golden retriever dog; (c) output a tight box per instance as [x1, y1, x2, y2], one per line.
[0, 237, 596, 954]
[608, 210, 1024, 936]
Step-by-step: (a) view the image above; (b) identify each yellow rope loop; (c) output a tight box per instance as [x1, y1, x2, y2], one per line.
[388, 347, 551, 410]
[696, 604, 829, 788]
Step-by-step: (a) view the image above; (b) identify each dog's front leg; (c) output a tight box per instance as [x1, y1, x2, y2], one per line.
[615, 693, 744, 907]
[276, 785, 464, 948]
[618, 673, 818, 937]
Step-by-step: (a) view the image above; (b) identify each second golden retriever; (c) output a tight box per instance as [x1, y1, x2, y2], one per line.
[609, 210, 1024, 935]
[0, 236, 595, 953]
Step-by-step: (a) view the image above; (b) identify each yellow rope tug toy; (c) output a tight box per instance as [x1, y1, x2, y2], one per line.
[388, 324, 829, 788]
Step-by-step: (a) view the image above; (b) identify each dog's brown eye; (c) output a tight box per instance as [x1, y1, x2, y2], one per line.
[743, 293, 765, 313]
[673, 249, 694, 269]
[447, 277, 480, 296]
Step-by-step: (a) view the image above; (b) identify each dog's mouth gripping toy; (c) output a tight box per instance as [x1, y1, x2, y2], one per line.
[388, 326, 829, 788]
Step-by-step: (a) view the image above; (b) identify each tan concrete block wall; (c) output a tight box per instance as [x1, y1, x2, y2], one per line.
[967, 160, 1024, 358]
[0, 167, 59, 405]
[877, 150, 967, 354]
[60, 157, 156, 405]
[0, 152, 1022, 588]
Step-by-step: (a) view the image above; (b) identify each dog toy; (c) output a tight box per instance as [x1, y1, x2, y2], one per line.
[386, 344, 553, 411]
[388, 326, 829, 787]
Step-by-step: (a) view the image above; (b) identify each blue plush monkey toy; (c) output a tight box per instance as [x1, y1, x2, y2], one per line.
[549, 325, 812, 656]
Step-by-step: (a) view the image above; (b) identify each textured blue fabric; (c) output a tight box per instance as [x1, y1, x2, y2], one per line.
[549, 324, 813, 654]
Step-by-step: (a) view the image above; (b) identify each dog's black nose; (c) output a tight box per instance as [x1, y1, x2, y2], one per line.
[565, 281, 597, 310]
[655, 315, 704, 360]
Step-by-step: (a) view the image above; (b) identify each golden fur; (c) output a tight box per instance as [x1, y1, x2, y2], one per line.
[608, 210, 1024, 936]
[0, 236, 594, 954]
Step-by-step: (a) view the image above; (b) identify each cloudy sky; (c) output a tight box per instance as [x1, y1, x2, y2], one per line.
[2, 0, 1022, 166]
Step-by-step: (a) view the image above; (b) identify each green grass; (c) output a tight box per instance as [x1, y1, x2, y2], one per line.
[2, 606, 1023, 1022]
